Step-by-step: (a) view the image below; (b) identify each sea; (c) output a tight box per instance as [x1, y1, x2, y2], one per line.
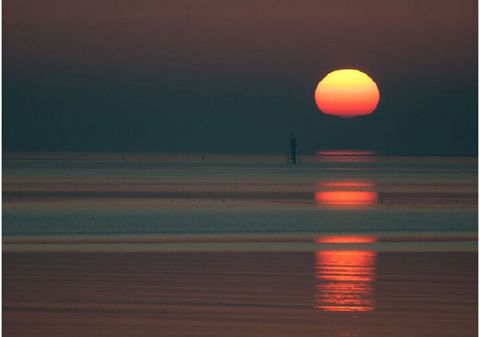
[3, 152, 478, 337]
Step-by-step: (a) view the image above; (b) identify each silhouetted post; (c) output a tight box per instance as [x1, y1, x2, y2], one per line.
[288, 133, 297, 164]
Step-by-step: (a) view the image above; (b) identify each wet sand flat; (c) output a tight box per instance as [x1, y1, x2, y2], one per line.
[4, 249, 477, 337]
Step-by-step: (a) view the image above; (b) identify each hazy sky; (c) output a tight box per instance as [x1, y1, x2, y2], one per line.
[4, 0, 477, 155]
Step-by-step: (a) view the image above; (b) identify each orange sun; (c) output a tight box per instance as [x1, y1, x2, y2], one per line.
[315, 69, 380, 118]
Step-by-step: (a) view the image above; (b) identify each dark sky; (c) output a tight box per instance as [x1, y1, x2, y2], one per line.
[3, 0, 478, 155]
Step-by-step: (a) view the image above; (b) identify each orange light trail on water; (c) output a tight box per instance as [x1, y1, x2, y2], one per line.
[316, 236, 377, 244]
[315, 249, 377, 312]
[316, 150, 376, 156]
[315, 191, 378, 207]
[314, 180, 378, 208]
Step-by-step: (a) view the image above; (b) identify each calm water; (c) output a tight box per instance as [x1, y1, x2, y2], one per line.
[3, 153, 477, 236]
[3, 153, 477, 337]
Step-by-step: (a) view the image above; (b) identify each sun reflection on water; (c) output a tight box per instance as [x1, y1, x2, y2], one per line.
[315, 236, 377, 312]
[315, 150, 376, 163]
[315, 181, 378, 208]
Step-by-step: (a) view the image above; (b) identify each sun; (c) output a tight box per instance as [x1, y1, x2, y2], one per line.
[314, 69, 380, 118]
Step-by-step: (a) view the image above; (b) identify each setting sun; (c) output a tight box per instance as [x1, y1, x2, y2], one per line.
[315, 69, 380, 117]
